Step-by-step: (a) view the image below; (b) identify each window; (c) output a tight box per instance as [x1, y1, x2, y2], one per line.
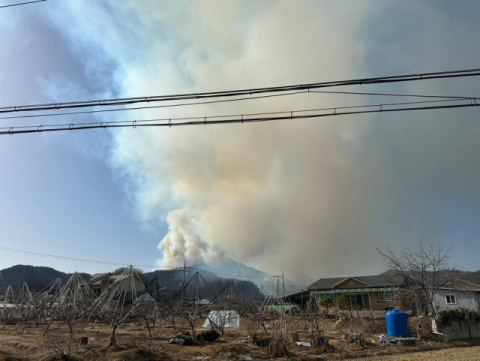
[445, 294, 456, 305]
[378, 291, 392, 301]
[341, 294, 357, 306]
[315, 293, 335, 302]
[93, 288, 102, 297]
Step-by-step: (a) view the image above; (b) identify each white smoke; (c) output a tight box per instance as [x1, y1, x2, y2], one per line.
[41, 1, 480, 281]
[159, 208, 225, 267]
[108, 1, 376, 282]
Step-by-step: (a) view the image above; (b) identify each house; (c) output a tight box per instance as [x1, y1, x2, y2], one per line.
[434, 280, 480, 313]
[307, 275, 402, 311]
[88, 272, 146, 298]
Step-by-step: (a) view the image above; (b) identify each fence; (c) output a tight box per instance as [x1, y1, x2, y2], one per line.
[330, 309, 387, 319]
[433, 319, 480, 340]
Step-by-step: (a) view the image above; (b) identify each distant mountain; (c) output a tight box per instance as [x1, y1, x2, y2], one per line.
[0, 259, 306, 298]
[195, 257, 272, 279]
[193, 257, 304, 296]
[0, 265, 90, 291]
[0, 263, 262, 300]
[143, 265, 263, 300]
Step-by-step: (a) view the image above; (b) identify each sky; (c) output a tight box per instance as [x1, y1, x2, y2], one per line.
[0, 0, 480, 284]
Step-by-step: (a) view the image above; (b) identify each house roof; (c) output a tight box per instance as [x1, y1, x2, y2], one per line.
[308, 274, 402, 290]
[88, 272, 112, 285]
[441, 279, 480, 291]
[89, 272, 145, 287]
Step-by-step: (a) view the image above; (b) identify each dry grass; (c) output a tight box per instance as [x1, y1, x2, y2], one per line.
[290, 331, 299, 343]
[339, 346, 480, 360]
[0, 350, 30, 361]
[266, 334, 288, 358]
[111, 349, 171, 361]
[0, 317, 477, 360]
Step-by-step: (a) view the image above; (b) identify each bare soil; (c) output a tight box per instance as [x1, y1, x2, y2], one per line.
[0, 317, 478, 360]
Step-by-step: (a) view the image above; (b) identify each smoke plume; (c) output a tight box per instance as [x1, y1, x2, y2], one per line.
[159, 208, 225, 268]
[44, 0, 480, 282]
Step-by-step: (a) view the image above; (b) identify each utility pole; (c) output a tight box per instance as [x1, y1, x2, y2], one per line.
[178, 259, 192, 301]
[302, 289, 307, 330]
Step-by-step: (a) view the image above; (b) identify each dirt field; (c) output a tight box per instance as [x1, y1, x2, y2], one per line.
[0, 317, 478, 361]
[352, 347, 480, 361]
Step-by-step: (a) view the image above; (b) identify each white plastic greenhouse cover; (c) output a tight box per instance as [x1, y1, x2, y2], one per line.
[203, 310, 240, 328]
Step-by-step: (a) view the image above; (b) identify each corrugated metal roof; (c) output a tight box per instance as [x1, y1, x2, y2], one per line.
[313, 287, 398, 294]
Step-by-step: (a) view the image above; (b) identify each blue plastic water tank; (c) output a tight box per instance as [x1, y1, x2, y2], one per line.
[386, 309, 410, 337]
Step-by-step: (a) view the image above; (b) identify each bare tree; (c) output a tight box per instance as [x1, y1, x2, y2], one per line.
[0, 286, 16, 328]
[378, 240, 454, 318]
[47, 273, 96, 339]
[92, 266, 144, 345]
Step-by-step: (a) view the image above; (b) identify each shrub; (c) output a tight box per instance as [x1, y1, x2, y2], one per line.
[438, 308, 480, 325]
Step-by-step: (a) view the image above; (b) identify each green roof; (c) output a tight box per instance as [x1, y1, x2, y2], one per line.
[313, 287, 398, 294]
[265, 304, 298, 312]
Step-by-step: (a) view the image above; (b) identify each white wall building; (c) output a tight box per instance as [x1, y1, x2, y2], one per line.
[434, 280, 480, 313]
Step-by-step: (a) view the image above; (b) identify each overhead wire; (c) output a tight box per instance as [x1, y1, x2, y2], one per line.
[0, 89, 471, 121]
[0, 0, 46, 8]
[0, 245, 278, 279]
[0, 235, 154, 261]
[1, 67, 479, 114]
[1, 98, 478, 135]
[0, 246, 162, 269]
[0, 91, 309, 121]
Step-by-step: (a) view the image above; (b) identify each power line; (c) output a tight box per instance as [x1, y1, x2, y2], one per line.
[0, 91, 309, 121]
[0, 245, 161, 269]
[5, 97, 461, 129]
[0, 89, 470, 121]
[1, 67, 479, 114]
[0, 235, 154, 261]
[309, 90, 470, 100]
[1, 98, 478, 135]
[0, 0, 46, 9]
[0, 244, 278, 280]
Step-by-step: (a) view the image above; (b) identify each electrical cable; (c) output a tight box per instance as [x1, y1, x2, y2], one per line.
[308, 90, 470, 99]
[1, 67, 479, 114]
[7, 97, 461, 129]
[0, 91, 309, 121]
[0, 89, 470, 121]
[0, 246, 161, 269]
[0, 0, 45, 8]
[1, 98, 477, 135]
[0, 245, 279, 280]
[0, 235, 154, 261]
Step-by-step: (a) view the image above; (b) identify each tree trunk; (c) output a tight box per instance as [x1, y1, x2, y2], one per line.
[109, 324, 119, 347]
[187, 319, 196, 341]
[43, 318, 54, 337]
[145, 318, 152, 338]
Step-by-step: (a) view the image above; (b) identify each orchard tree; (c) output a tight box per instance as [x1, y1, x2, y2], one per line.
[320, 296, 334, 316]
[378, 240, 454, 318]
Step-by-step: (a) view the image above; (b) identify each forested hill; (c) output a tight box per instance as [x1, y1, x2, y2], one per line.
[143, 268, 263, 300]
[0, 264, 263, 299]
[0, 265, 90, 291]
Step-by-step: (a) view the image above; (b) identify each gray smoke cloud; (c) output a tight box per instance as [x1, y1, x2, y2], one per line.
[109, 1, 381, 282]
[40, 1, 480, 282]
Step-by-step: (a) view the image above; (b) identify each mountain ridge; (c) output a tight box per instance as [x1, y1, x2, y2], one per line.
[0, 264, 90, 291]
